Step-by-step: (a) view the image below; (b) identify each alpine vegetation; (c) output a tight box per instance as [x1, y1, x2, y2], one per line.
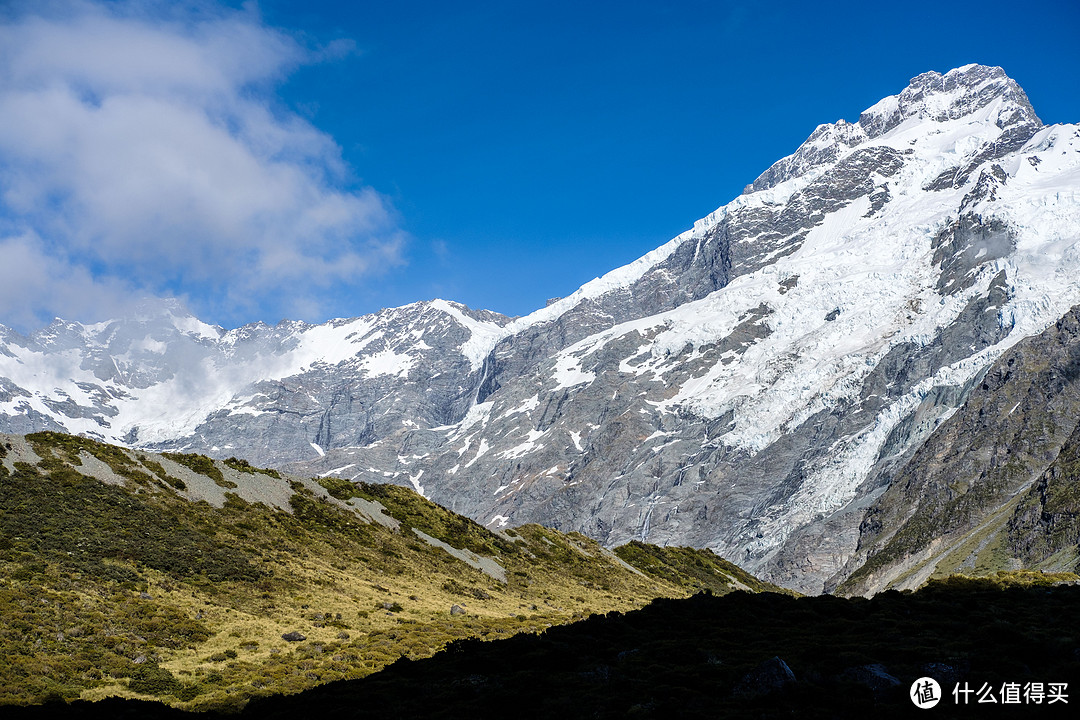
[0, 432, 778, 709]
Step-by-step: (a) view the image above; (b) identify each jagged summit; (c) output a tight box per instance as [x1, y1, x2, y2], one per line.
[861, 64, 1039, 136]
[747, 64, 1042, 194]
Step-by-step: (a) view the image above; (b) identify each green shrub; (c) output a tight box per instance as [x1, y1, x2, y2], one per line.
[138, 456, 187, 489]
[224, 457, 281, 479]
[353, 482, 516, 556]
[27, 432, 156, 487]
[128, 663, 182, 697]
[163, 453, 233, 488]
[317, 476, 361, 501]
[0, 460, 262, 583]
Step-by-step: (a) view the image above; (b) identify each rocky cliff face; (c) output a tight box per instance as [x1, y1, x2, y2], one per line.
[3, 65, 1080, 593]
[837, 308, 1080, 595]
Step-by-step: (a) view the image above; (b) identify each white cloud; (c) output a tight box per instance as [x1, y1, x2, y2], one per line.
[0, 0, 405, 331]
[0, 231, 135, 330]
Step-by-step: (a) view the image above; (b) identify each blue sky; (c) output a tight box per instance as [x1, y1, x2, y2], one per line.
[1, 0, 1078, 332]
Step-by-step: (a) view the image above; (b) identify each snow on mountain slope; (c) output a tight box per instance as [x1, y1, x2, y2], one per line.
[0, 298, 510, 461]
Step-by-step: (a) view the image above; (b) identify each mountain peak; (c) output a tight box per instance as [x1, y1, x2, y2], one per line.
[859, 64, 1040, 139]
[746, 64, 1041, 194]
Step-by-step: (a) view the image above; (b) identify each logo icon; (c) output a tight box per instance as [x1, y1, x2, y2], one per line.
[911, 677, 942, 709]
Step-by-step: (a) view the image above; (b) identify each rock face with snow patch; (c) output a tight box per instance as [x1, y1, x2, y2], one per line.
[836, 307, 1080, 595]
[0, 298, 511, 467]
[3, 65, 1080, 593]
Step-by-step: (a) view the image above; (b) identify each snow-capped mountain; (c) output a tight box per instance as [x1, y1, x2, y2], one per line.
[3, 65, 1079, 593]
[0, 297, 511, 464]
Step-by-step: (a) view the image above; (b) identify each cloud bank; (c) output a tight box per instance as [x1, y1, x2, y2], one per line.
[0, 0, 404, 331]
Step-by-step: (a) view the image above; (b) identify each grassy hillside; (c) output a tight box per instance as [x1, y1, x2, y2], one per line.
[0, 432, 782, 711]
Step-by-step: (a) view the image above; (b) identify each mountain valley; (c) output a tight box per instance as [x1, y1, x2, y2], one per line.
[2, 64, 1079, 597]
